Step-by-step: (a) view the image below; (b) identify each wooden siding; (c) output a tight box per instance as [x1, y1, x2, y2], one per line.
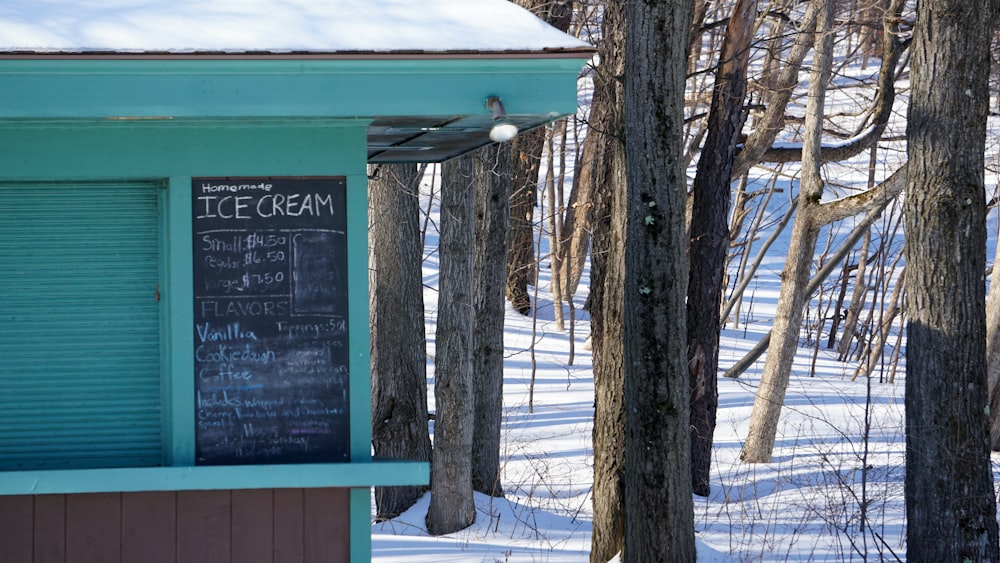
[0, 488, 350, 563]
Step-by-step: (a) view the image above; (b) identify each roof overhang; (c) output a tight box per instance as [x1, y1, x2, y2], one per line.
[0, 53, 592, 162]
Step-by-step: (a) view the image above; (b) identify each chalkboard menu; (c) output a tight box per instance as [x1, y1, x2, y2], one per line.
[192, 177, 350, 465]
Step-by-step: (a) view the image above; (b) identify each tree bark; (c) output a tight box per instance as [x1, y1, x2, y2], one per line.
[426, 154, 477, 535]
[622, 0, 696, 560]
[742, 0, 834, 464]
[686, 0, 756, 497]
[904, 0, 1000, 558]
[472, 144, 510, 497]
[369, 163, 432, 521]
[589, 1, 627, 560]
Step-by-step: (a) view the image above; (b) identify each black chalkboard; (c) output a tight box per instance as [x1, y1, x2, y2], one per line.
[192, 177, 350, 465]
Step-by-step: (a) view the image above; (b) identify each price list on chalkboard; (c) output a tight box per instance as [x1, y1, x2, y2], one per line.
[192, 177, 350, 465]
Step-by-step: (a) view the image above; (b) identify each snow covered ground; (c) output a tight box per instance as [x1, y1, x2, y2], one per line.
[369, 26, 1000, 559]
[367, 161, 944, 561]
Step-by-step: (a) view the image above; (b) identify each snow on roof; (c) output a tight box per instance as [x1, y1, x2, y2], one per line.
[0, 0, 592, 55]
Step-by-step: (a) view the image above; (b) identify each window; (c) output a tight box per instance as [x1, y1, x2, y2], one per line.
[0, 182, 162, 470]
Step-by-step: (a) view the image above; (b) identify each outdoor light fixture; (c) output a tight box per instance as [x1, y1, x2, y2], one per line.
[487, 96, 519, 143]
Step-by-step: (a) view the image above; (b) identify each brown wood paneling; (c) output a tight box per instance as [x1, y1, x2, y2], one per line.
[33, 495, 66, 563]
[231, 489, 273, 563]
[273, 488, 304, 563]
[303, 488, 349, 563]
[176, 490, 231, 563]
[7, 486, 356, 563]
[66, 493, 121, 563]
[122, 492, 176, 563]
[0, 495, 34, 563]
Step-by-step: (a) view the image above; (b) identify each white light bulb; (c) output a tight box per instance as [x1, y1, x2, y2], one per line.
[489, 122, 519, 143]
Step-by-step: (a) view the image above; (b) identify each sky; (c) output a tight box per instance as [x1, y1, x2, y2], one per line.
[0, 0, 591, 53]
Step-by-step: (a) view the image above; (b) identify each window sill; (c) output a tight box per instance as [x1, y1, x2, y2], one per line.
[0, 458, 428, 496]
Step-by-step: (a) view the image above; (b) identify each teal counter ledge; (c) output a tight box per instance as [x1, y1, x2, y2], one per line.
[0, 459, 429, 496]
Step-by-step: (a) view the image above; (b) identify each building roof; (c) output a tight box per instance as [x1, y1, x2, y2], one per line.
[0, 1, 593, 163]
[0, 0, 591, 56]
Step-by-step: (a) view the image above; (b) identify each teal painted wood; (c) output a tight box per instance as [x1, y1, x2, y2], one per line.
[350, 488, 372, 563]
[0, 461, 430, 495]
[346, 174, 372, 462]
[0, 119, 368, 181]
[164, 177, 196, 466]
[0, 119, 429, 501]
[0, 181, 162, 470]
[0, 58, 588, 120]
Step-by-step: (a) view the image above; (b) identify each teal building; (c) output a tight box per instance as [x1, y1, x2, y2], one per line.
[0, 2, 591, 561]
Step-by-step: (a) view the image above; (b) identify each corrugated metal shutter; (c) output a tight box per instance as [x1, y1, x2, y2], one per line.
[0, 182, 162, 470]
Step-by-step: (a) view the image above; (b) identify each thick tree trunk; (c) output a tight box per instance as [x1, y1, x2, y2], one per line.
[742, 0, 833, 464]
[686, 0, 756, 497]
[471, 144, 510, 497]
[593, 125, 627, 563]
[622, 0, 696, 560]
[589, 1, 627, 560]
[426, 155, 477, 536]
[904, 0, 1000, 558]
[369, 163, 432, 521]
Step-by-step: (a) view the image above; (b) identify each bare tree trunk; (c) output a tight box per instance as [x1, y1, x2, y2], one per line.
[558, 117, 596, 298]
[987, 227, 1000, 449]
[852, 267, 904, 381]
[837, 228, 871, 360]
[546, 122, 567, 332]
[574, 68, 618, 319]
[904, 0, 1000, 557]
[742, 0, 834, 464]
[722, 173, 752, 327]
[506, 0, 576, 316]
[731, 0, 820, 178]
[623, 0, 696, 559]
[589, 2, 627, 561]
[835, 145, 880, 356]
[686, 0, 756, 497]
[369, 163, 432, 521]
[426, 155, 477, 535]
[826, 258, 851, 350]
[472, 144, 510, 497]
[722, 176, 904, 380]
[508, 129, 543, 315]
[722, 178, 791, 327]
[743, 0, 905, 169]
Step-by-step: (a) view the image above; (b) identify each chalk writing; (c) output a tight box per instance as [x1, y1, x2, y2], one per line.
[192, 177, 350, 465]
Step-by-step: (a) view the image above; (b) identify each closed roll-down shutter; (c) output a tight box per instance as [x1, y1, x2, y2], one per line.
[0, 182, 162, 470]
